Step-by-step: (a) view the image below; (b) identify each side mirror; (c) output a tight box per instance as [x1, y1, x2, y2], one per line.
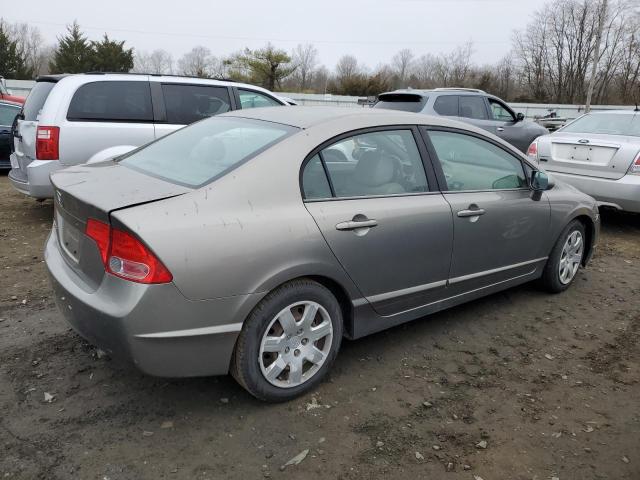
[531, 170, 553, 190]
[516, 112, 525, 122]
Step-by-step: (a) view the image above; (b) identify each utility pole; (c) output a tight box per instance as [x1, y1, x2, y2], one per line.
[585, 0, 608, 112]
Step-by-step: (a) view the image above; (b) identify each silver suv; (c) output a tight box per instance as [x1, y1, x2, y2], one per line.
[9, 73, 288, 199]
[374, 88, 548, 153]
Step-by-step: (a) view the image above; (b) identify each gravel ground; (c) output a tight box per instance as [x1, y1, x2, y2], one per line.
[0, 174, 639, 480]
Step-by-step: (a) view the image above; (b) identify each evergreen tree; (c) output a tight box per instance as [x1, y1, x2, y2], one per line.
[0, 21, 32, 78]
[90, 35, 134, 72]
[49, 22, 93, 73]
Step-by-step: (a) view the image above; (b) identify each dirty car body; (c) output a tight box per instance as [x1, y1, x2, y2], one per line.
[46, 107, 599, 399]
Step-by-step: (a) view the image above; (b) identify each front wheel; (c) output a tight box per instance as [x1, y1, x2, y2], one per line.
[231, 279, 343, 402]
[539, 220, 585, 293]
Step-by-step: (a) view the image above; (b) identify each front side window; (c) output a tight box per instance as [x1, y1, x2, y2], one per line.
[67, 81, 153, 122]
[489, 99, 515, 122]
[433, 95, 458, 116]
[459, 96, 488, 120]
[428, 130, 527, 191]
[0, 104, 20, 126]
[238, 89, 281, 109]
[120, 117, 296, 187]
[302, 129, 428, 199]
[162, 84, 231, 125]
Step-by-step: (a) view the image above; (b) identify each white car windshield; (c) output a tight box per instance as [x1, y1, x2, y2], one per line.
[120, 117, 297, 187]
[561, 113, 640, 136]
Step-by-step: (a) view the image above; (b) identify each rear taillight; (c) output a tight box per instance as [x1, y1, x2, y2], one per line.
[629, 151, 640, 175]
[36, 126, 59, 160]
[527, 140, 538, 160]
[84, 219, 172, 284]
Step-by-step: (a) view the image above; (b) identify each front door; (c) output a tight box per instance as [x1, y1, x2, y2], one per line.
[486, 98, 528, 152]
[301, 128, 453, 316]
[424, 128, 551, 293]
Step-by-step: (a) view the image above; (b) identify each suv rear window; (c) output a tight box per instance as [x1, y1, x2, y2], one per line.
[119, 117, 297, 187]
[67, 81, 153, 122]
[374, 93, 426, 113]
[162, 84, 231, 125]
[433, 95, 459, 116]
[23, 81, 56, 121]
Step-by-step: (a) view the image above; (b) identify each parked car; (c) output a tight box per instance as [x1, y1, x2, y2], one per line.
[9, 73, 288, 199]
[528, 110, 640, 213]
[374, 88, 549, 153]
[47, 107, 599, 401]
[0, 77, 26, 104]
[0, 100, 22, 170]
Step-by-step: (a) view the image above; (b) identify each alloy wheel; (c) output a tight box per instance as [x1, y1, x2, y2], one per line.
[559, 230, 583, 285]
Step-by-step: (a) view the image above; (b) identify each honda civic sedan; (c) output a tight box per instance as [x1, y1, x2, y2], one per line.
[46, 107, 599, 401]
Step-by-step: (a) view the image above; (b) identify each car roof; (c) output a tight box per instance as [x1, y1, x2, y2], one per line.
[586, 109, 639, 115]
[380, 88, 488, 98]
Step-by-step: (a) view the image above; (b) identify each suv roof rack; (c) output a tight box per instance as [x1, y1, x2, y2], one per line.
[433, 87, 486, 94]
[83, 71, 241, 83]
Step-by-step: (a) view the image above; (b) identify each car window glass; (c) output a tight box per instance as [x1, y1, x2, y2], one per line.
[433, 95, 458, 116]
[489, 99, 515, 122]
[22, 81, 55, 121]
[561, 113, 640, 136]
[0, 104, 19, 126]
[67, 81, 153, 122]
[302, 154, 332, 199]
[319, 130, 428, 198]
[120, 117, 296, 187]
[238, 89, 281, 109]
[459, 96, 488, 120]
[428, 130, 527, 191]
[162, 84, 231, 125]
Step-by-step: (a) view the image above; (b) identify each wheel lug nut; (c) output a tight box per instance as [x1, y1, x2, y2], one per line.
[294, 349, 300, 357]
[284, 347, 290, 353]
[301, 338, 308, 345]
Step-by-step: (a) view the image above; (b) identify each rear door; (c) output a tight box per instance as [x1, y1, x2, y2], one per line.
[61, 79, 155, 166]
[301, 127, 453, 316]
[152, 82, 233, 139]
[11, 80, 56, 176]
[423, 127, 550, 292]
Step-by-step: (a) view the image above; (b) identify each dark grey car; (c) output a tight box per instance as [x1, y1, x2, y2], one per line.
[374, 88, 549, 153]
[46, 107, 599, 402]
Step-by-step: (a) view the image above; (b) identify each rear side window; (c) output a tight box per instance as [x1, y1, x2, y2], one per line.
[238, 89, 281, 109]
[23, 81, 55, 121]
[120, 117, 296, 187]
[162, 84, 231, 125]
[459, 96, 488, 120]
[67, 81, 153, 122]
[302, 154, 332, 199]
[433, 95, 458, 116]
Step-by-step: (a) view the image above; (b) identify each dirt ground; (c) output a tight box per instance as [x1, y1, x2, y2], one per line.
[0, 173, 638, 480]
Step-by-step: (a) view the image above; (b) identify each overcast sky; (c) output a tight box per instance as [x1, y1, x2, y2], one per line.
[6, 0, 551, 69]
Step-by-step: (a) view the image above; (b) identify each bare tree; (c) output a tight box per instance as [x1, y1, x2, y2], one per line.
[5, 21, 45, 77]
[335, 55, 359, 81]
[392, 48, 414, 87]
[177, 46, 222, 78]
[292, 43, 318, 91]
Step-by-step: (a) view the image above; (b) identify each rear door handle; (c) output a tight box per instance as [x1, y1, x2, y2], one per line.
[457, 208, 486, 218]
[336, 219, 378, 230]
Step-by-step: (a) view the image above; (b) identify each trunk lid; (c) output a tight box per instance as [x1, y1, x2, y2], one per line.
[51, 161, 191, 289]
[539, 132, 640, 180]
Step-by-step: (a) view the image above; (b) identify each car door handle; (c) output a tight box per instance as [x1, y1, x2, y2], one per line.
[335, 219, 378, 230]
[496, 127, 504, 132]
[457, 208, 486, 218]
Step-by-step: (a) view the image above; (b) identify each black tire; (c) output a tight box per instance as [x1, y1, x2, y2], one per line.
[539, 220, 585, 293]
[231, 279, 343, 402]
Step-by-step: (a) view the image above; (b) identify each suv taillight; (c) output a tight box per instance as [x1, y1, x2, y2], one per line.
[527, 140, 538, 160]
[629, 151, 640, 175]
[85, 218, 172, 284]
[36, 126, 59, 160]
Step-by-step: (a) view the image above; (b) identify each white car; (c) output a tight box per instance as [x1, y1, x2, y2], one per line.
[9, 73, 288, 199]
[528, 110, 640, 213]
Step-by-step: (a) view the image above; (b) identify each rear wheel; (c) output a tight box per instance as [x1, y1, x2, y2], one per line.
[231, 279, 343, 402]
[540, 220, 585, 293]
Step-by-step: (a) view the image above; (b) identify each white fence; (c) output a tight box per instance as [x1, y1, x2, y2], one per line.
[5, 80, 635, 121]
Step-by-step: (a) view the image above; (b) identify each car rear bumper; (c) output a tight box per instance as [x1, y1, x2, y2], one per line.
[548, 170, 640, 213]
[8, 155, 60, 199]
[45, 230, 261, 377]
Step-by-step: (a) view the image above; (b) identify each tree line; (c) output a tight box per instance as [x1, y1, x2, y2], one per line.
[1, 0, 639, 104]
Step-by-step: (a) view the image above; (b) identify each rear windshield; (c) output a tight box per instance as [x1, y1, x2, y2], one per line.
[561, 113, 640, 136]
[374, 94, 426, 113]
[23, 81, 55, 121]
[119, 116, 297, 187]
